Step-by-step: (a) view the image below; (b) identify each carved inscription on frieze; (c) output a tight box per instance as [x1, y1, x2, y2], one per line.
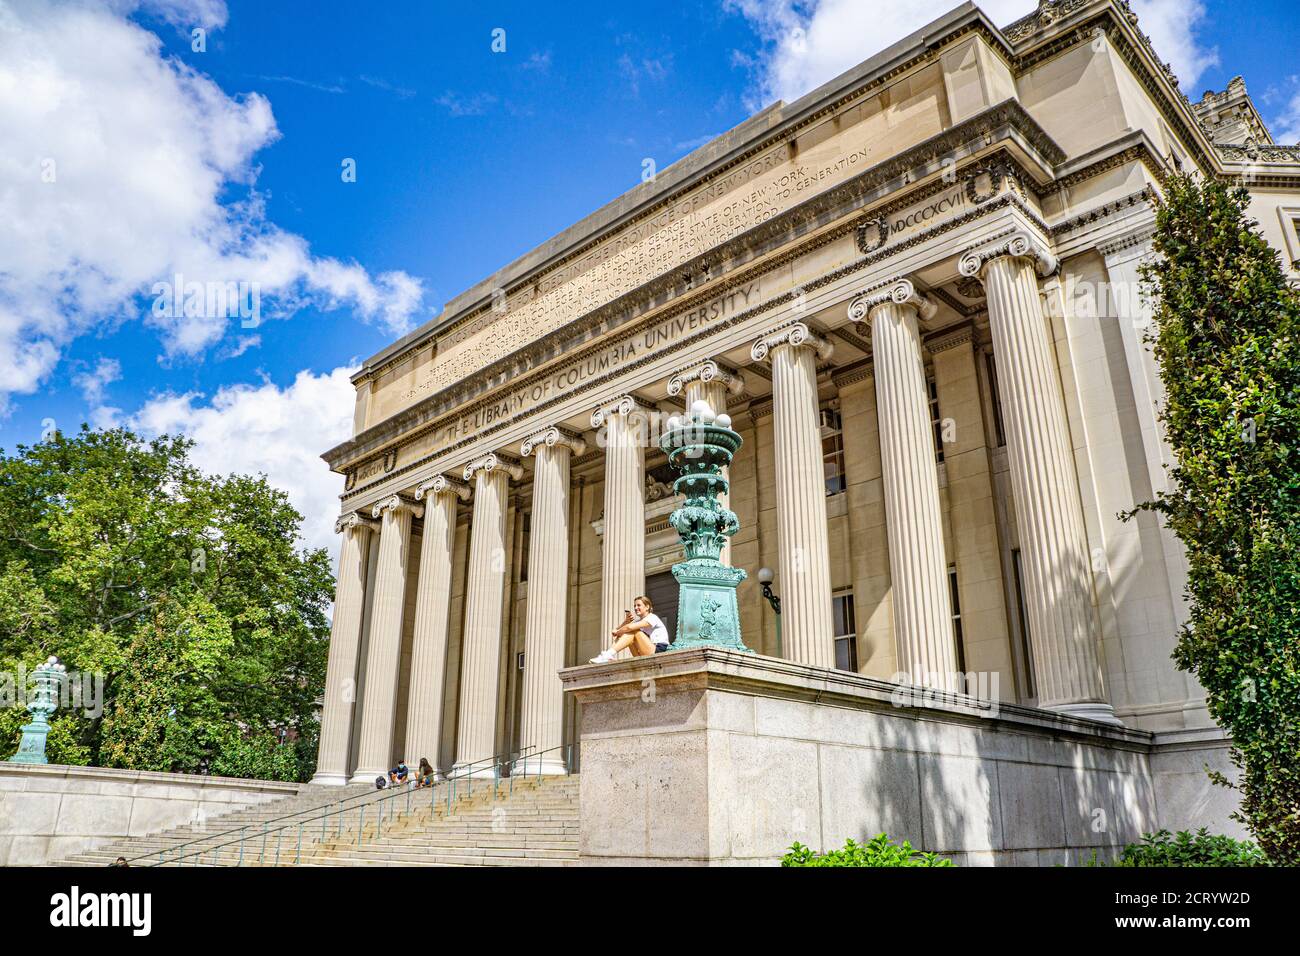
[409, 126, 889, 400]
[400, 282, 762, 468]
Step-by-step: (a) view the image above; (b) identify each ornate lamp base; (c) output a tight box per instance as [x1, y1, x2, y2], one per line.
[671, 560, 751, 653]
[8, 718, 51, 764]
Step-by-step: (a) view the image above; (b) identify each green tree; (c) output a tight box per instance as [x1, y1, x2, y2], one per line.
[1140, 174, 1300, 863]
[0, 427, 333, 780]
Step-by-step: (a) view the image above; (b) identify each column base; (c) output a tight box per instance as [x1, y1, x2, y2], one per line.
[450, 762, 504, 780]
[514, 755, 569, 776]
[348, 767, 390, 786]
[1048, 701, 1124, 727]
[308, 771, 351, 787]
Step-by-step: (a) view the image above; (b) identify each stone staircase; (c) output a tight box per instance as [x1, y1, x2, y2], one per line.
[55, 774, 580, 867]
[299, 775, 580, 867]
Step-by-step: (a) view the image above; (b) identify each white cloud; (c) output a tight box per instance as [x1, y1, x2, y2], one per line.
[72, 358, 123, 405]
[1272, 80, 1300, 144]
[725, 0, 1218, 109]
[0, 0, 423, 414]
[127, 366, 357, 560]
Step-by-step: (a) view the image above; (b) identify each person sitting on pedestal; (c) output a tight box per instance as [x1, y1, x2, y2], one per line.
[590, 596, 670, 663]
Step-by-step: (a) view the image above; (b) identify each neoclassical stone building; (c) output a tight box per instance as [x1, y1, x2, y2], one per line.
[309, 0, 1299, 854]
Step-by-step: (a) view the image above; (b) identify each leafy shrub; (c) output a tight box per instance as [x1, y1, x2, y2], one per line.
[782, 834, 953, 867]
[1139, 174, 1300, 862]
[1112, 829, 1266, 867]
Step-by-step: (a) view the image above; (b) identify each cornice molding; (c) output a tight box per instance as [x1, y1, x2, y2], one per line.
[832, 362, 875, 388]
[926, 326, 977, 355]
[339, 98, 1063, 401]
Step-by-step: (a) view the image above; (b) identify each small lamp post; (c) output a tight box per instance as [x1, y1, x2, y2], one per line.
[7, 656, 66, 765]
[757, 567, 782, 658]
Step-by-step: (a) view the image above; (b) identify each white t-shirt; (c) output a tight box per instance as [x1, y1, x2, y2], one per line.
[638, 613, 670, 646]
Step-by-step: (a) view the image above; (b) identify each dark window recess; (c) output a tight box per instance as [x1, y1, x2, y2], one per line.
[832, 591, 858, 672]
[928, 375, 945, 463]
[1012, 549, 1034, 699]
[986, 351, 1007, 448]
[948, 565, 966, 675]
[519, 512, 531, 583]
[821, 407, 846, 496]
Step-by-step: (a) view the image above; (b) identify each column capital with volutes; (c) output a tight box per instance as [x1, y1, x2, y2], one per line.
[590, 394, 655, 430]
[958, 230, 1058, 281]
[521, 426, 587, 458]
[463, 452, 524, 484]
[847, 276, 937, 325]
[667, 360, 746, 399]
[414, 474, 471, 503]
[749, 321, 833, 364]
[371, 495, 424, 521]
[334, 510, 380, 536]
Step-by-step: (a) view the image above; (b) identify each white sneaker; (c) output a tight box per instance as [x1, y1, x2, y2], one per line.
[589, 650, 615, 664]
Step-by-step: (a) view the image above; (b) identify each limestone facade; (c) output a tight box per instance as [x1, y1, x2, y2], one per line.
[311, 0, 1300, 785]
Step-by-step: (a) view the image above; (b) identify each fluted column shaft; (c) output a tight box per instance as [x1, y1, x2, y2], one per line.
[593, 399, 647, 647]
[972, 241, 1115, 722]
[455, 455, 520, 774]
[519, 428, 582, 774]
[860, 287, 958, 690]
[351, 496, 419, 781]
[403, 477, 469, 780]
[312, 514, 376, 785]
[752, 324, 835, 668]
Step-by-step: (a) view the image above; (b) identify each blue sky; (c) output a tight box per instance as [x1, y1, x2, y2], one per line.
[2, 0, 1298, 555]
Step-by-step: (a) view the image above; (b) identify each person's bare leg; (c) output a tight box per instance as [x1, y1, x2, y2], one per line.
[630, 631, 655, 656]
[610, 632, 637, 654]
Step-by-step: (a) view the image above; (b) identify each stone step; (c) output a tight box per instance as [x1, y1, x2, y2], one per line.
[59, 773, 581, 867]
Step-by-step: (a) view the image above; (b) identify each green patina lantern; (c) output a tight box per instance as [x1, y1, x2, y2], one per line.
[7, 656, 65, 765]
[660, 400, 752, 653]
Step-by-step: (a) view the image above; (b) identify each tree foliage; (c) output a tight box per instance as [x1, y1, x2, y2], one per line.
[0, 427, 333, 780]
[1140, 174, 1300, 863]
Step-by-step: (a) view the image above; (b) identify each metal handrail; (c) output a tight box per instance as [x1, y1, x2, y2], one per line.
[143, 743, 573, 867]
[133, 745, 534, 866]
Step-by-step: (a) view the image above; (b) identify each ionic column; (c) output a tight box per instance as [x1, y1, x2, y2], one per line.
[668, 360, 745, 566]
[848, 279, 958, 691]
[518, 427, 585, 774]
[454, 452, 523, 775]
[750, 322, 836, 669]
[350, 494, 423, 781]
[959, 232, 1117, 723]
[591, 396, 651, 647]
[312, 511, 379, 785]
[403, 474, 471, 780]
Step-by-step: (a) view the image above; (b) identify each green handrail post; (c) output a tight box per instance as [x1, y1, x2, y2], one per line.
[237, 828, 245, 867]
[296, 824, 302, 864]
[357, 805, 364, 846]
